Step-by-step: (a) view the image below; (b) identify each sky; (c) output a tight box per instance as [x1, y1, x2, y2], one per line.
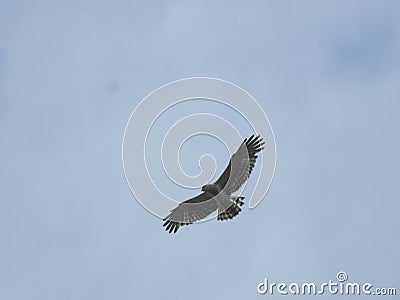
[1, 1, 399, 299]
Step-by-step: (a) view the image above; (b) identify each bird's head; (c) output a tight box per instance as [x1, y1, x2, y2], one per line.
[201, 184, 212, 192]
[201, 184, 221, 195]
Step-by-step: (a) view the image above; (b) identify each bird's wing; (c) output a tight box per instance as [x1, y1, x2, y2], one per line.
[215, 135, 264, 195]
[163, 192, 218, 233]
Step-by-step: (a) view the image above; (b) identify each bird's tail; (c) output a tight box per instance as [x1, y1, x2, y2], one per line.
[217, 196, 245, 221]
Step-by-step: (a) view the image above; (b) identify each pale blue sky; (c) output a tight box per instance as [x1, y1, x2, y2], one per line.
[1, 1, 399, 299]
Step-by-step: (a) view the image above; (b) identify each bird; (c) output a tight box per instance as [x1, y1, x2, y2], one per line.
[163, 135, 265, 233]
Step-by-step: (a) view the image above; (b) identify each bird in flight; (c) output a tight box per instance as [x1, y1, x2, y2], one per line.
[163, 135, 265, 233]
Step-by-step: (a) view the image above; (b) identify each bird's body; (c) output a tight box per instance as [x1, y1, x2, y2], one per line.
[163, 135, 264, 233]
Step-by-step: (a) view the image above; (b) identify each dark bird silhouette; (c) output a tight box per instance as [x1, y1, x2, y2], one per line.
[163, 135, 264, 233]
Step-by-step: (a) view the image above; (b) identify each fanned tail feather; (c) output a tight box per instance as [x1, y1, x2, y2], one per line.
[217, 197, 245, 221]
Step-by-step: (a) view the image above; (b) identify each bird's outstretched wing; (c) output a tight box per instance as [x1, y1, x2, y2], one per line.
[215, 135, 264, 195]
[163, 192, 218, 233]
